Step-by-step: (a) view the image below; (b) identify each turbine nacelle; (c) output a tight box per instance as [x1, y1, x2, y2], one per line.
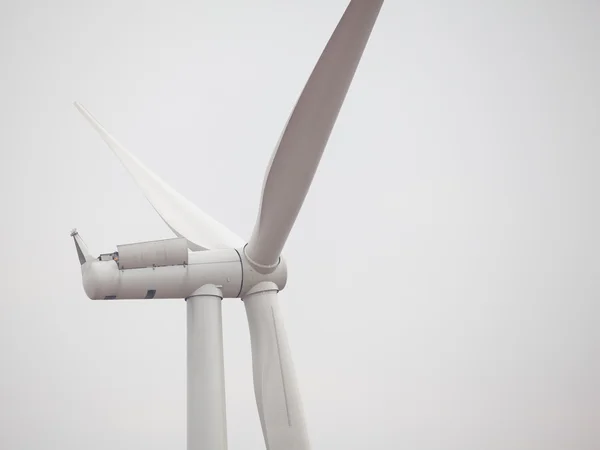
[72, 232, 288, 300]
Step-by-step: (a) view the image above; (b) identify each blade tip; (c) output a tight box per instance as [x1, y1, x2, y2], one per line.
[73, 101, 85, 114]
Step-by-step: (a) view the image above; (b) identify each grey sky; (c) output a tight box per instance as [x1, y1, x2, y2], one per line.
[1, 0, 599, 449]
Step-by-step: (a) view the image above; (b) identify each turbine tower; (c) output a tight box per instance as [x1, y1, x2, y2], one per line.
[71, 1, 384, 449]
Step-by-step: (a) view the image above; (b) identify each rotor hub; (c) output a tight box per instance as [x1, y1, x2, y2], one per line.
[237, 245, 288, 298]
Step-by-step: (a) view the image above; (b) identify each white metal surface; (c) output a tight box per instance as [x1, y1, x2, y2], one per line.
[74, 102, 245, 251]
[238, 246, 287, 298]
[187, 285, 228, 450]
[243, 282, 310, 450]
[82, 249, 242, 299]
[80, 247, 292, 300]
[117, 237, 189, 270]
[245, 0, 384, 269]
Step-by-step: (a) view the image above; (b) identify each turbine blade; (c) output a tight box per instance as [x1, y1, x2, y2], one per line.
[245, 0, 384, 267]
[243, 286, 310, 450]
[74, 102, 244, 251]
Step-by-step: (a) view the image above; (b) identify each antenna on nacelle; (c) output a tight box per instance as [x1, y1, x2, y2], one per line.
[70, 228, 94, 265]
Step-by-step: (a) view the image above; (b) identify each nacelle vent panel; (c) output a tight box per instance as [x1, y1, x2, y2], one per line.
[117, 237, 189, 270]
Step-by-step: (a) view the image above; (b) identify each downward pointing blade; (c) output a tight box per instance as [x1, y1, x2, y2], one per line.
[74, 102, 244, 251]
[245, 0, 384, 268]
[244, 286, 309, 450]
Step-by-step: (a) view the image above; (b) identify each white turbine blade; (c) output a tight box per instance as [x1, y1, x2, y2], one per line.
[74, 102, 244, 251]
[243, 287, 309, 450]
[245, 0, 384, 268]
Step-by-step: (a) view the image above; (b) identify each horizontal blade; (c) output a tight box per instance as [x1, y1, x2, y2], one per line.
[74, 102, 244, 251]
[243, 286, 310, 450]
[245, 0, 384, 268]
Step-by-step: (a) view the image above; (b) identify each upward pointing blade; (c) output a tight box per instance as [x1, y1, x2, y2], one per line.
[245, 0, 384, 268]
[74, 102, 244, 251]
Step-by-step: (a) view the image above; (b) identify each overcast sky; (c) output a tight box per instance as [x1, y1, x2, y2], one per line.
[1, 0, 599, 449]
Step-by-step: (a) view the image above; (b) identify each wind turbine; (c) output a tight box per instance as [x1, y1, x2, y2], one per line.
[71, 1, 384, 449]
